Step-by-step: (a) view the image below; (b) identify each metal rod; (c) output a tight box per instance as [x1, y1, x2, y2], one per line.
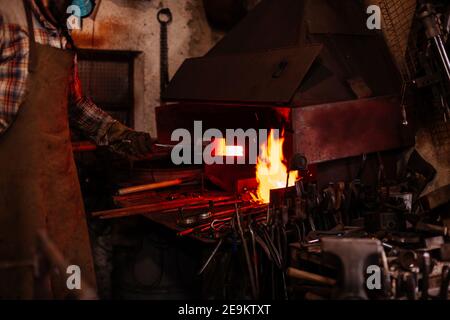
[93, 196, 234, 219]
[433, 36, 450, 82]
[235, 204, 258, 299]
[198, 238, 224, 275]
[118, 179, 183, 196]
[249, 224, 259, 294]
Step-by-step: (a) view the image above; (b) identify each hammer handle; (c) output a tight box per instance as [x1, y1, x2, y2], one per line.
[287, 267, 336, 286]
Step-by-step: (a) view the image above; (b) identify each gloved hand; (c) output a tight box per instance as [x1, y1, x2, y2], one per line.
[106, 121, 154, 159]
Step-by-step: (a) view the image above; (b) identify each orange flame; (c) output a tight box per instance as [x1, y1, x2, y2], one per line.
[256, 130, 297, 203]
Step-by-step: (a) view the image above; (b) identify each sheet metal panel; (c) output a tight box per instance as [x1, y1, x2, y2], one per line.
[162, 45, 322, 105]
[292, 96, 415, 163]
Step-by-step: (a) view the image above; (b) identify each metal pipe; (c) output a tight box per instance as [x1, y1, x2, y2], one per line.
[117, 179, 183, 196]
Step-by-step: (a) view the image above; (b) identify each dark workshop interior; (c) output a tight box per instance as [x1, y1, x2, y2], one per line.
[1, 0, 450, 303]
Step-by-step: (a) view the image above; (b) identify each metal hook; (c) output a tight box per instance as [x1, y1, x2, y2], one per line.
[157, 8, 173, 25]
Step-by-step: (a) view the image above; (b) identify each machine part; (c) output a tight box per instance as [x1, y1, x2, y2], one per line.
[441, 243, 450, 261]
[404, 272, 417, 300]
[198, 204, 213, 221]
[407, 150, 437, 184]
[321, 238, 385, 300]
[197, 238, 224, 275]
[424, 236, 445, 250]
[364, 212, 405, 233]
[177, 208, 198, 227]
[157, 8, 173, 98]
[439, 265, 450, 300]
[389, 192, 413, 213]
[398, 250, 419, 271]
[416, 221, 448, 237]
[177, 206, 214, 228]
[421, 252, 431, 300]
[387, 232, 421, 246]
[289, 153, 308, 171]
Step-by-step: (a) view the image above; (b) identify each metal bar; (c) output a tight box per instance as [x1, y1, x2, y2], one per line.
[93, 196, 234, 219]
[287, 267, 336, 286]
[117, 179, 183, 196]
[197, 238, 224, 275]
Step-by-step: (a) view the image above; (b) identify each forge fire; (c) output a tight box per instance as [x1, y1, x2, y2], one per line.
[256, 130, 298, 203]
[1, 0, 450, 312]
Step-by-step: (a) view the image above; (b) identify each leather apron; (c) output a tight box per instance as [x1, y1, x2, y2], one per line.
[0, 0, 96, 299]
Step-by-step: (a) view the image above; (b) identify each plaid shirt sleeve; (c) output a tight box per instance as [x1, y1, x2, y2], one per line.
[0, 14, 29, 135]
[0, 14, 3, 60]
[68, 59, 116, 146]
[0, 3, 117, 145]
[0, 15, 5, 132]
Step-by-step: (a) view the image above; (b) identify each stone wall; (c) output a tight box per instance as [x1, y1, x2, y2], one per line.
[72, 0, 223, 137]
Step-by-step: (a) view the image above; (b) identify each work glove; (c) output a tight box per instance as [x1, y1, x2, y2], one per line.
[106, 121, 154, 159]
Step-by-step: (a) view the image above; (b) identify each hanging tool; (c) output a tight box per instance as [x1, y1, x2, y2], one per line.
[157, 8, 173, 99]
[248, 223, 259, 294]
[235, 204, 258, 299]
[321, 238, 386, 300]
[416, 3, 450, 121]
[418, 3, 450, 83]
[198, 238, 224, 275]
